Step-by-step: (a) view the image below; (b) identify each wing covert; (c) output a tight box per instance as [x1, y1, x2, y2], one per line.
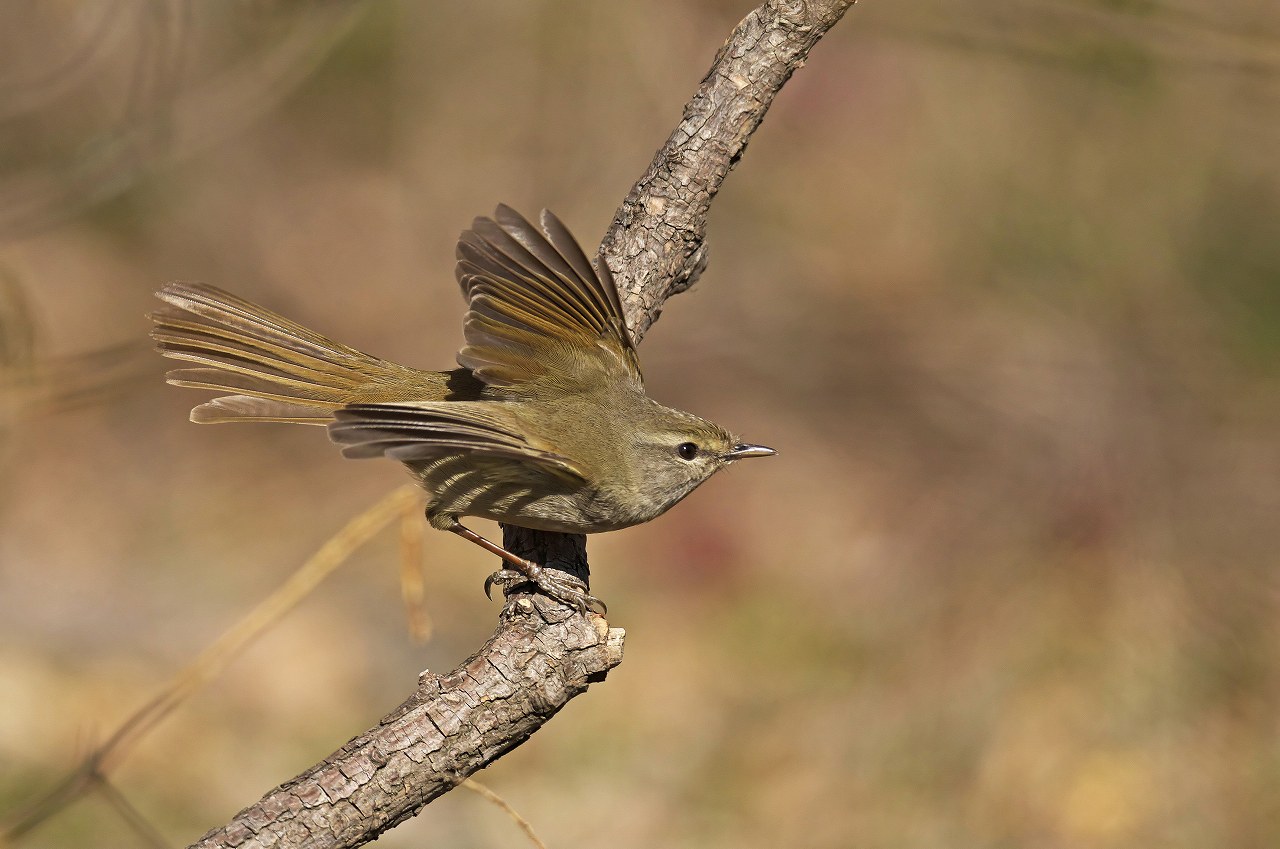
[328, 402, 586, 484]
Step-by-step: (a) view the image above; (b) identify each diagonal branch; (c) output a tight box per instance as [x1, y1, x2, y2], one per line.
[191, 596, 621, 849]
[604, 0, 857, 344]
[190, 2, 854, 847]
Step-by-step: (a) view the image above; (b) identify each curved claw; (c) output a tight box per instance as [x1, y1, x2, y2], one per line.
[483, 567, 606, 615]
[484, 568, 520, 600]
[449, 520, 606, 614]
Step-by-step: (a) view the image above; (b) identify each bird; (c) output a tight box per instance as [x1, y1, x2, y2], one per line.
[150, 204, 774, 611]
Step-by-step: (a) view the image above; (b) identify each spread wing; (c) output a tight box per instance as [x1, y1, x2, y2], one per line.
[328, 402, 586, 485]
[454, 205, 641, 391]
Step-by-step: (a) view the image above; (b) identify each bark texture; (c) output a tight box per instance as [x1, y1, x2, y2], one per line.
[603, 0, 856, 345]
[190, 595, 621, 849]
[191, 1, 853, 846]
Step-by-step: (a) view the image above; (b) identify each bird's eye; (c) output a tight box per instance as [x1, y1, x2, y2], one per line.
[677, 442, 699, 461]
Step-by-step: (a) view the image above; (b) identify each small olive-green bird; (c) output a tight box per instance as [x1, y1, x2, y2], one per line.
[151, 205, 774, 610]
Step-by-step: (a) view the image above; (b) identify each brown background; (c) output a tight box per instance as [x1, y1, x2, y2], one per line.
[2, 2, 1278, 846]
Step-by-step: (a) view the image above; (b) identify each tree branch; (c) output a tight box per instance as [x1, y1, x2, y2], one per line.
[190, 595, 620, 849]
[190, 2, 853, 846]
[604, 0, 856, 344]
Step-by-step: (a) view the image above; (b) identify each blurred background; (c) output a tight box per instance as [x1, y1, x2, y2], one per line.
[1, 1, 1278, 846]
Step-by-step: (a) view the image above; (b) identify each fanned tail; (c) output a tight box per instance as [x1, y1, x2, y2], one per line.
[150, 282, 442, 424]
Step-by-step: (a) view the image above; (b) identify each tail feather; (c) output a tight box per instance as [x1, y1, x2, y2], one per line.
[190, 396, 332, 425]
[162, 366, 344, 406]
[158, 284, 349, 355]
[151, 310, 363, 378]
[159, 342, 357, 395]
[151, 282, 445, 424]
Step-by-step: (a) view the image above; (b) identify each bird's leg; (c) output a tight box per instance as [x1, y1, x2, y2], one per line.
[445, 520, 604, 614]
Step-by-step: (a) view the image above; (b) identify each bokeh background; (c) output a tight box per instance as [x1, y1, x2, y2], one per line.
[2, 2, 1279, 846]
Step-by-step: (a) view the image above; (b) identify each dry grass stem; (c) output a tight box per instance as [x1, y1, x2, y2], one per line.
[461, 779, 549, 849]
[1, 485, 421, 841]
[399, 495, 433, 643]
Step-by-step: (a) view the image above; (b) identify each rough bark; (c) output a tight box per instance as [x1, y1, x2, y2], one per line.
[190, 2, 854, 846]
[603, 0, 857, 345]
[190, 594, 620, 849]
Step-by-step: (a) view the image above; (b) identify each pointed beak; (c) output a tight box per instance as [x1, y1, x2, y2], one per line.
[725, 443, 776, 460]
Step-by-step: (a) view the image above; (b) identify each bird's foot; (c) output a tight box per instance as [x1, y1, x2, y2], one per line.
[484, 560, 605, 615]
